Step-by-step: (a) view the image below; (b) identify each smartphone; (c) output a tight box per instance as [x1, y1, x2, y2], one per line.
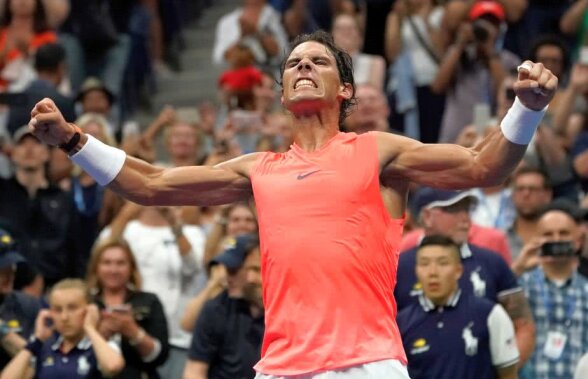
[540, 241, 575, 257]
[473, 103, 492, 134]
[230, 110, 263, 132]
[107, 304, 132, 313]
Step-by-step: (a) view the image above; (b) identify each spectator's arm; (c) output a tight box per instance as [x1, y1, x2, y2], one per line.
[141, 0, 164, 64]
[497, 0, 527, 23]
[488, 304, 520, 378]
[534, 125, 567, 167]
[107, 201, 143, 240]
[181, 265, 227, 332]
[0, 332, 27, 357]
[368, 56, 386, 90]
[430, 40, 465, 94]
[560, 0, 588, 35]
[131, 296, 169, 365]
[204, 216, 227, 265]
[487, 57, 507, 99]
[384, 5, 404, 63]
[183, 360, 208, 379]
[140, 106, 176, 148]
[574, 149, 588, 177]
[1, 348, 35, 379]
[552, 64, 588, 135]
[283, 0, 306, 40]
[496, 363, 518, 379]
[85, 319, 125, 377]
[258, 32, 280, 58]
[497, 290, 535, 366]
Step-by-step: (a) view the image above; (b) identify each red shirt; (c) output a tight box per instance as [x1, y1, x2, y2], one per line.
[250, 132, 407, 375]
[400, 224, 512, 264]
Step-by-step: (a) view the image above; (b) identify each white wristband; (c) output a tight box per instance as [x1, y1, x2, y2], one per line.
[70, 135, 126, 186]
[500, 97, 547, 145]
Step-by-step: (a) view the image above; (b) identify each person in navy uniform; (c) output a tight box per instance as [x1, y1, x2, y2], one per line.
[2, 279, 124, 379]
[397, 235, 520, 379]
[396, 187, 535, 364]
[0, 228, 42, 371]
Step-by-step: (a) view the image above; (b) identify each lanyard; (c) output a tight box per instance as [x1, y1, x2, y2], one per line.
[535, 271, 576, 328]
[72, 179, 103, 216]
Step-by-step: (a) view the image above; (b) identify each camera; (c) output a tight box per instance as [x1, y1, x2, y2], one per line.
[540, 241, 576, 257]
[472, 20, 489, 43]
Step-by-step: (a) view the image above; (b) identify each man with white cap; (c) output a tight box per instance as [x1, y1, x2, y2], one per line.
[395, 187, 536, 365]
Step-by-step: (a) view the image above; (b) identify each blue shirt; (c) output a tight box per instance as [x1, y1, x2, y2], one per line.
[519, 268, 588, 379]
[397, 291, 518, 379]
[34, 335, 103, 379]
[395, 243, 520, 311]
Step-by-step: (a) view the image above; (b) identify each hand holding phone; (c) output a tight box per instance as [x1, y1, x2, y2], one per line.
[540, 241, 576, 257]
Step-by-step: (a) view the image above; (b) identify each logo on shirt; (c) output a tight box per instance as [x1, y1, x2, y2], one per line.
[296, 170, 320, 180]
[410, 338, 430, 355]
[410, 282, 423, 297]
[462, 322, 478, 356]
[470, 268, 486, 297]
[42, 357, 55, 367]
[77, 355, 90, 375]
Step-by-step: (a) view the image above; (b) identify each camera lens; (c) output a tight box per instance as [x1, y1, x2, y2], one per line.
[472, 21, 489, 43]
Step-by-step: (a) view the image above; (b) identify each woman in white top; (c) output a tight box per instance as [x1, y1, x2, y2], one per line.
[332, 13, 386, 90]
[385, 0, 446, 143]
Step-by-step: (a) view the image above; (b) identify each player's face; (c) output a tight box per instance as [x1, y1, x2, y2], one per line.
[281, 41, 352, 114]
[416, 245, 462, 305]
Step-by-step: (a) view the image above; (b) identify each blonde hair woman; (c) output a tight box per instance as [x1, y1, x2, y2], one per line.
[87, 239, 169, 379]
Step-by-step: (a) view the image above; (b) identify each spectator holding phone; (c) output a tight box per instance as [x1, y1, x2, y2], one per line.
[87, 239, 169, 379]
[515, 200, 588, 379]
[2, 278, 124, 379]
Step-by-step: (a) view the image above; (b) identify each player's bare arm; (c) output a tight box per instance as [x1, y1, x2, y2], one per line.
[28, 98, 258, 206]
[376, 60, 558, 189]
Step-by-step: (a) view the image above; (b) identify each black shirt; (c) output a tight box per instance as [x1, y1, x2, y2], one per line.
[94, 291, 169, 379]
[188, 291, 264, 379]
[0, 178, 85, 287]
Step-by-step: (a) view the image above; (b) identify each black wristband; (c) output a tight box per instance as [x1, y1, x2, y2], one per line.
[25, 337, 44, 356]
[59, 130, 81, 154]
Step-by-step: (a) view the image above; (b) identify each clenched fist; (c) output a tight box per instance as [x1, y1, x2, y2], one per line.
[29, 98, 77, 147]
[514, 61, 558, 111]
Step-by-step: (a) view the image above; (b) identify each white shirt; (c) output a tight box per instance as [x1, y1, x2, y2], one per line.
[212, 5, 288, 66]
[401, 7, 444, 86]
[487, 304, 519, 368]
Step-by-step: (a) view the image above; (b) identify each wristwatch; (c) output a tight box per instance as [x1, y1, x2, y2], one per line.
[59, 124, 83, 155]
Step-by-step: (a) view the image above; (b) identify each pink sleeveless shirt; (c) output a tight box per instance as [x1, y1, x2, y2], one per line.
[250, 132, 407, 375]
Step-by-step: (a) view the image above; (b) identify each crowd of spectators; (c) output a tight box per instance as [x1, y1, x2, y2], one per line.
[0, 0, 587, 378]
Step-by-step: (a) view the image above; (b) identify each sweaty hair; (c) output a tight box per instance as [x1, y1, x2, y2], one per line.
[279, 30, 356, 128]
[417, 235, 461, 262]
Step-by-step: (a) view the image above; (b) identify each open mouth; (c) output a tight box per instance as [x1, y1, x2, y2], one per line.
[294, 78, 317, 90]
